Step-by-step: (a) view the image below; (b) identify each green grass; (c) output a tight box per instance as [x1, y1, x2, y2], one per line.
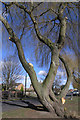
[64, 96, 80, 116]
[2, 108, 30, 118]
[2, 96, 80, 118]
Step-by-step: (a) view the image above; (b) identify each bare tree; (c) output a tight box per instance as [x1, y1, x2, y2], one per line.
[0, 2, 79, 118]
[2, 55, 24, 90]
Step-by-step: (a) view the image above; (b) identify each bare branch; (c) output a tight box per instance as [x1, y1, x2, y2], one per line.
[14, 2, 30, 14]
[0, 1, 13, 6]
[58, 55, 73, 99]
[13, 3, 55, 50]
[49, 89, 59, 103]
[72, 71, 80, 84]
[31, 2, 43, 12]
[50, 8, 59, 15]
[0, 15, 16, 43]
[30, 13, 55, 50]
[56, 3, 68, 49]
[2, 56, 23, 90]
[34, 9, 50, 17]
[1, 2, 56, 50]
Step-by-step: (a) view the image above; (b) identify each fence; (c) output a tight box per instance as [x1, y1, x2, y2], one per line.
[2, 90, 24, 99]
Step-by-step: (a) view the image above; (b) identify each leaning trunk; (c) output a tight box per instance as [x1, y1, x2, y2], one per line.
[37, 87, 65, 118]
[34, 48, 65, 118]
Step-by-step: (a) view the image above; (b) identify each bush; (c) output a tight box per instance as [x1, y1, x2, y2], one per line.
[2, 91, 9, 99]
[17, 91, 24, 98]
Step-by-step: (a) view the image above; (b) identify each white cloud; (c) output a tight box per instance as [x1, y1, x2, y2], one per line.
[57, 70, 65, 76]
[38, 70, 47, 76]
[38, 70, 65, 77]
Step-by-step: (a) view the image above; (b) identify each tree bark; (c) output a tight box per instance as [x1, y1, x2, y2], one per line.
[58, 55, 73, 99]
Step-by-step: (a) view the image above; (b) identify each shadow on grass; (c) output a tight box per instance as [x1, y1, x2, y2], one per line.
[2, 100, 48, 112]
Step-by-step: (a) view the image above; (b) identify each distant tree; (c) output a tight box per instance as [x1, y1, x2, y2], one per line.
[1, 55, 23, 90]
[53, 75, 62, 89]
[20, 85, 24, 96]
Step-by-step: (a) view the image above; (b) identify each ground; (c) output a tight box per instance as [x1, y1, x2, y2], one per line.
[64, 96, 80, 117]
[1, 96, 80, 118]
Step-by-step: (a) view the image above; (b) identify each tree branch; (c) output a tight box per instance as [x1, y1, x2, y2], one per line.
[31, 2, 43, 12]
[0, 15, 42, 96]
[49, 89, 59, 103]
[1, 2, 56, 50]
[34, 9, 50, 17]
[58, 55, 73, 99]
[13, 2, 55, 50]
[42, 46, 59, 90]
[0, 1, 13, 6]
[57, 3, 67, 49]
[0, 15, 16, 43]
[72, 71, 80, 84]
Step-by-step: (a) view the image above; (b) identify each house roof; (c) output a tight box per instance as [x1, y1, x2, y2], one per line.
[0, 83, 24, 87]
[15, 83, 23, 86]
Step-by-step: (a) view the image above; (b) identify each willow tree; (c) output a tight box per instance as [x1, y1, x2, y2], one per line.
[0, 2, 79, 118]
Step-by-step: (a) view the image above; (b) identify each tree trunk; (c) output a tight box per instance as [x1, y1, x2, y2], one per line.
[15, 41, 66, 118]
[37, 89, 65, 118]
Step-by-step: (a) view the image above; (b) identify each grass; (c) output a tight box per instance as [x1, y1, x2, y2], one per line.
[2, 108, 31, 118]
[2, 107, 54, 118]
[2, 96, 80, 118]
[64, 96, 80, 116]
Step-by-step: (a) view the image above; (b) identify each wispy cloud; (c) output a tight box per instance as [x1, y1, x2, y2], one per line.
[38, 70, 47, 76]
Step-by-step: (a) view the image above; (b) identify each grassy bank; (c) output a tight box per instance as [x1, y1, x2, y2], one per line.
[2, 96, 80, 118]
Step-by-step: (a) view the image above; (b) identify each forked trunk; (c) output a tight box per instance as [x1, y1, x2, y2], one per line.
[41, 97, 64, 117]
[36, 87, 65, 118]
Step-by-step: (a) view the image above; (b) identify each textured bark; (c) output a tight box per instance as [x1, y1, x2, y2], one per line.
[58, 55, 73, 99]
[42, 47, 59, 89]
[39, 89, 65, 117]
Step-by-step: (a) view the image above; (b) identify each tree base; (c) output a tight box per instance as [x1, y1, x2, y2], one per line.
[64, 110, 79, 120]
